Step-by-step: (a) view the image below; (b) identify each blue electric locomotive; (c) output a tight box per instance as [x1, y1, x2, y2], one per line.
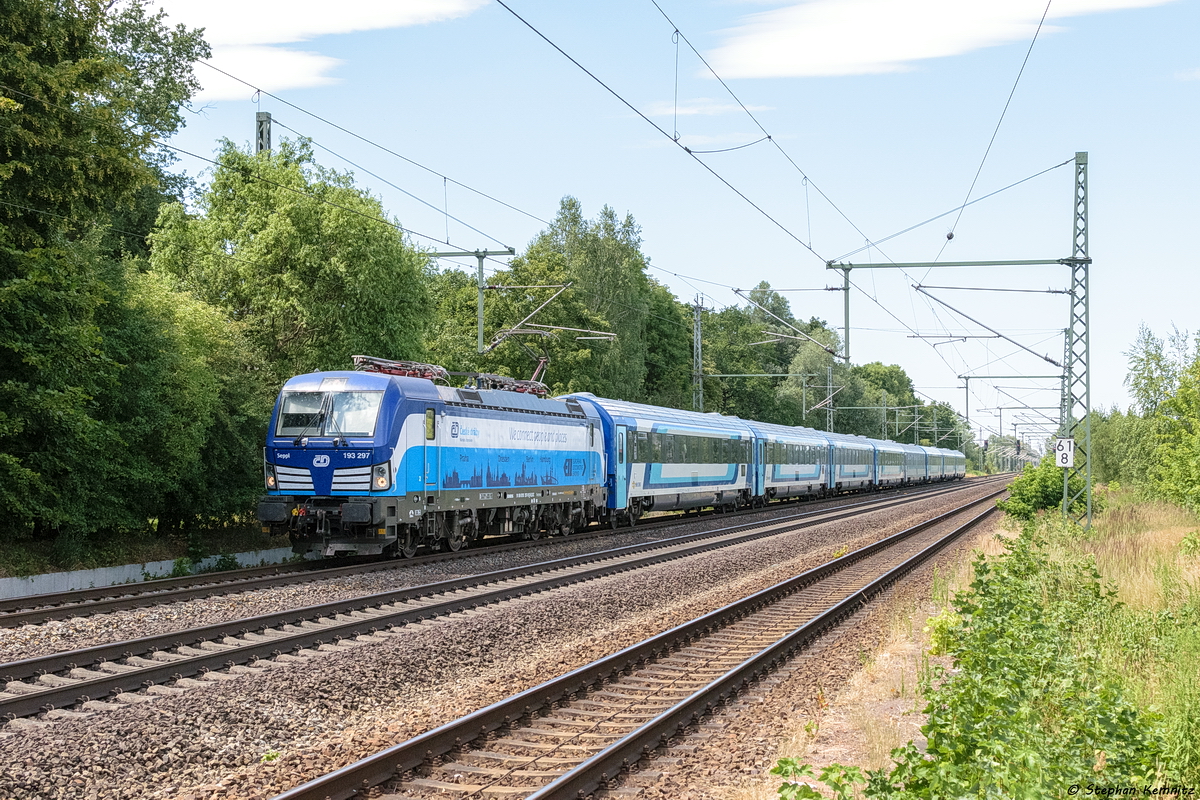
[258, 357, 607, 557]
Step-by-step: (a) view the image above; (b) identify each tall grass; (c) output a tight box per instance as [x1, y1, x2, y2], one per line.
[1044, 494, 1200, 782]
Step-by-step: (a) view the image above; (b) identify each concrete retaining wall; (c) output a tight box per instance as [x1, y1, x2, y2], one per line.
[0, 547, 297, 600]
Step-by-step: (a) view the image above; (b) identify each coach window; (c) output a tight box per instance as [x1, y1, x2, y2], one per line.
[618, 431, 625, 464]
[425, 408, 436, 440]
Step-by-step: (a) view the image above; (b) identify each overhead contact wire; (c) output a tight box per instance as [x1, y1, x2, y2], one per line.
[197, 60, 552, 226]
[926, 0, 1053, 277]
[493, 0, 825, 261]
[273, 119, 513, 249]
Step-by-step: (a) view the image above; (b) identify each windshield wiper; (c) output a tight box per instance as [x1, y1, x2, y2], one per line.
[326, 403, 347, 448]
[292, 412, 324, 446]
[292, 395, 329, 445]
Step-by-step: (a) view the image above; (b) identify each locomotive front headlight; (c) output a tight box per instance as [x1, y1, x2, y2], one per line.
[372, 462, 392, 490]
[264, 463, 277, 490]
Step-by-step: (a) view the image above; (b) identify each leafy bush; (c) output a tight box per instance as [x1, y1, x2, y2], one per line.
[167, 557, 193, 578]
[201, 553, 241, 573]
[773, 532, 1165, 798]
[997, 455, 1097, 520]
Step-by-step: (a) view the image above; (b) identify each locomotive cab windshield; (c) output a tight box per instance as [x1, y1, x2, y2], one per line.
[276, 389, 384, 439]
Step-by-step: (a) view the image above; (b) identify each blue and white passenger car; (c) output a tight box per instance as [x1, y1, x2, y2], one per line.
[565, 394, 755, 523]
[824, 433, 876, 491]
[744, 420, 831, 500]
[872, 438, 908, 487]
[899, 443, 928, 484]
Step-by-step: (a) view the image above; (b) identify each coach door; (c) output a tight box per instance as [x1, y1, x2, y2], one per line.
[614, 424, 628, 509]
[423, 406, 439, 493]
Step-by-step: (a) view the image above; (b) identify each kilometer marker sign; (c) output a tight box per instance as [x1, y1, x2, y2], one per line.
[1054, 437, 1075, 468]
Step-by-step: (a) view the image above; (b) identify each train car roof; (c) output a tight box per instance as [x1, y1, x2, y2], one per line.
[741, 420, 831, 444]
[563, 394, 754, 435]
[870, 438, 909, 453]
[439, 385, 592, 417]
[280, 370, 439, 397]
[822, 431, 877, 449]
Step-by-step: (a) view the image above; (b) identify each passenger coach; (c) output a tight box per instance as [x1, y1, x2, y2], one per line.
[564, 394, 755, 524]
[744, 420, 830, 501]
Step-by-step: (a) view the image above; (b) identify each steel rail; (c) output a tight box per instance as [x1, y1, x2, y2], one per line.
[270, 490, 1003, 800]
[532, 505, 996, 800]
[0, 479, 991, 627]
[0, 482, 1001, 723]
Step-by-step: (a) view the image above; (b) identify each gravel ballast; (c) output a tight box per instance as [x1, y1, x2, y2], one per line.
[0, 483, 1001, 800]
[0, 486, 982, 664]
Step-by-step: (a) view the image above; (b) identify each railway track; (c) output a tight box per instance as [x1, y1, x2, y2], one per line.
[273, 485, 1003, 800]
[0, 479, 997, 628]
[0, 479, 1005, 728]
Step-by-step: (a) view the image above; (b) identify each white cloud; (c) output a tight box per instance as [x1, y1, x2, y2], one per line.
[708, 0, 1176, 79]
[1177, 68, 1200, 81]
[150, 0, 487, 99]
[644, 97, 773, 116]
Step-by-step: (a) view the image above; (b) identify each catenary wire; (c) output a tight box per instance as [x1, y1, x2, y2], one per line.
[685, 136, 771, 154]
[647, 0, 874, 249]
[272, 118, 513, 249]
[832, 158, 1073, 262]
[649, 0, 1066, 391]
[0, 81, 493, 254]
[197, 60, 552, 227]
[924, 0, 1054, 277]
[492, 0, 824, 260]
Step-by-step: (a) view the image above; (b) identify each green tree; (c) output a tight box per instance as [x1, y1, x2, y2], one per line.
[94, 267, 272, 537]
[150, 139, 431, 381]
[0, 0, 208, 537]
[1147, 357, 1200, 509]
[1124, 323, 1182, 417]
[469, 197, 681, 400]
[642, 281, 692, 408]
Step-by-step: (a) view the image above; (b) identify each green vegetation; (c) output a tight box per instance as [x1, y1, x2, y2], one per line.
[996, 454, 1095, 520]
[773, 525, 1174, 798]
[769, 319, 1200, 798]
[1091, 323, 1200, 511]
[1, 0, 973, 574]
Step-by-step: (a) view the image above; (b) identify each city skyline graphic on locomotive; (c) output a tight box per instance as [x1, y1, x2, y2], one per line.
[257, 356, 966, 558]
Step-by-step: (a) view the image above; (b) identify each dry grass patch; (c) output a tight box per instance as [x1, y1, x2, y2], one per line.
[1070, 500, 1200, 609]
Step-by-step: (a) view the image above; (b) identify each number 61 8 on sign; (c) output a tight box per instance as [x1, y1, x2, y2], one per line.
[1054, 437, 1075, 468]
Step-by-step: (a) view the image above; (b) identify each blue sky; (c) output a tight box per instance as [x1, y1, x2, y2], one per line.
[156, 0, 1199, 446]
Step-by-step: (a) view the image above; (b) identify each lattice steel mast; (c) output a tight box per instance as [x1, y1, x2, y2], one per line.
[1063, 152, 1092, 526]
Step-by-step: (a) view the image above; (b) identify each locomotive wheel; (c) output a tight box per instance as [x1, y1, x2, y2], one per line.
[400, 529, 418, 559]
[445, 527, 465, 552]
